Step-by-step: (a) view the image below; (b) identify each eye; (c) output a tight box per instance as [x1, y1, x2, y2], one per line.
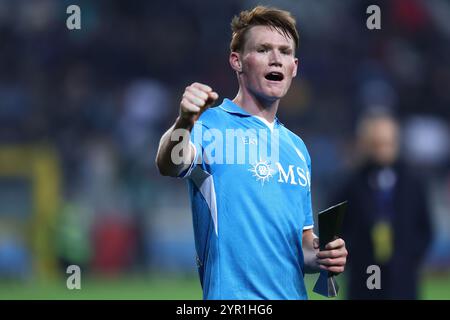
[257, 48, 267, 53]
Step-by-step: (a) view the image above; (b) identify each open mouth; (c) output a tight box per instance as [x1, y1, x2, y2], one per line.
[265, 72, 284, 81]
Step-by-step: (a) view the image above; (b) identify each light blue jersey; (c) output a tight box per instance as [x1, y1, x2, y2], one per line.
[179, 99, 314, 300]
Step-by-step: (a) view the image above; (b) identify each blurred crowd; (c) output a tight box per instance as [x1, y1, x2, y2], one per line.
[0, 0, 449, 289]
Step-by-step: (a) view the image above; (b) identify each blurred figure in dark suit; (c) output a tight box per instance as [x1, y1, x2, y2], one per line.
[337, 109, 432, 299]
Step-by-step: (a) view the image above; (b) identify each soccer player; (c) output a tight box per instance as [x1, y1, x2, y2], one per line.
[156, 6, 347, 299]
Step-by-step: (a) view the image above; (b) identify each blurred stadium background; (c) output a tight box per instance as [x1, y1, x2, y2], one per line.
[0, 0, 449, 299]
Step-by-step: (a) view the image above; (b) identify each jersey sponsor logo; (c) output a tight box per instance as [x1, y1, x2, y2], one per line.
[248, 160, 275, 185]
[249, 160, 311, 189]
[276, 163, 311, 189]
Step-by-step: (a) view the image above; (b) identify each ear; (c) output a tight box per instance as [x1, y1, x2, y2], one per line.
[229, 51, 242, 73]
[292, 57, 299, 78]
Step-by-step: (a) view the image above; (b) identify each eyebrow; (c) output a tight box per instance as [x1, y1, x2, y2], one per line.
[256, 43, 293, 51]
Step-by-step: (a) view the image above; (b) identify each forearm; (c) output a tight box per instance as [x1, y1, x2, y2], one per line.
[302, 230, 320, 274]
[155, 116, 195, 177]
[156, 83, 218, 177]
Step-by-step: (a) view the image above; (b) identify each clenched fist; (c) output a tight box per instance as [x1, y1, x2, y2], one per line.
[180, 82, 219, 124]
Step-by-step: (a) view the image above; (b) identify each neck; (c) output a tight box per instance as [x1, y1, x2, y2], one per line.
[232, 88, 279, 123]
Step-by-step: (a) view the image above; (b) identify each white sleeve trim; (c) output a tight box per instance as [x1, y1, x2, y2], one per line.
[177, 141, 197, 179]
[303, 225, 314, 230]
[190, 168, 218, 236]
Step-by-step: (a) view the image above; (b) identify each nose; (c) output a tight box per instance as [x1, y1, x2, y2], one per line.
[269, 50, 282, 67]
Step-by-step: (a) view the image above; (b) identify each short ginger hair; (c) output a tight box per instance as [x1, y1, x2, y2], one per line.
[230, 6, 299, 52]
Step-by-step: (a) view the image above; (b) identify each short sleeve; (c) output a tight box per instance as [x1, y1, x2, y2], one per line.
[303, 152, 314, 230]
[177, 121, 205, 179]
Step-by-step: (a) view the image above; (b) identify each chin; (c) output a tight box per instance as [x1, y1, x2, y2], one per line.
[265, 90, 287, 100]
[251, 85, 288, 101]
[256, 92, 282, 102]
[264, 85, 290, 99]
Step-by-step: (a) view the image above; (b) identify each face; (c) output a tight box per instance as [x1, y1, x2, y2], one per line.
[230, 25, 298, 101]
[361, 118, 400, 166]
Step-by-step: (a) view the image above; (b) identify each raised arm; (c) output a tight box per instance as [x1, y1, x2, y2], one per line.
[155, 82, 218, 177]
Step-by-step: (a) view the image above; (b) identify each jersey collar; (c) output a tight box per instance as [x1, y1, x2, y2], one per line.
[219, 98, 252, 116]
[219, 98, 284, 127]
